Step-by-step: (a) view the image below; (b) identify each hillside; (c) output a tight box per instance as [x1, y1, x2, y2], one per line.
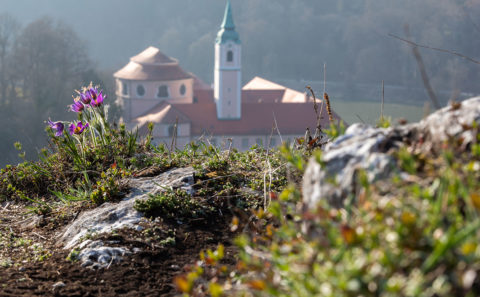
[1, 87, 480, 296]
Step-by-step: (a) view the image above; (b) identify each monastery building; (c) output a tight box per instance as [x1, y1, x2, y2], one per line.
[114, 0, 340, 149]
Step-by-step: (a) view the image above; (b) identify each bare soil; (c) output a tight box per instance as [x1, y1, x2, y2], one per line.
[0, 202, 236, 296]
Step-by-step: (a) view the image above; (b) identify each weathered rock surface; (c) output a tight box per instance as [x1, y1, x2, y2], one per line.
[76, 240, 131, 269]
[303, 96, 480, 209]
[59, 167, 195, 267]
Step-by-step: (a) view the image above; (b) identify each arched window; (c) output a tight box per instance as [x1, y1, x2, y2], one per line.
[136, 84, 145, 97]
[179, 84, 186, 96]
[122, 82, 128, 95]
[157, 85, 169, 98]
[227, 50, 233, 62]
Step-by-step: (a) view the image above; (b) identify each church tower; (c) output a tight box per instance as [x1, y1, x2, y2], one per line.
[214, 0, 241, 120]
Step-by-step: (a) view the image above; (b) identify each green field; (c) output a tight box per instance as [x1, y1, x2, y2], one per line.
[331, 100, 427, 125]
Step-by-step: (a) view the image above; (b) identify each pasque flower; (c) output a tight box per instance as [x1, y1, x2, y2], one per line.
[48, 120, 64, 137]
[88, 87, 105, 107]
[79, 92, 91, 104]
[70, 100, 84, 113]
[69, 121, 89, 135]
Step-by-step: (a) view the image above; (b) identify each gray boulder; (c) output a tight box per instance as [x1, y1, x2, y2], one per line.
[59, 167, 195, 268]
[303, 96, 480, 209]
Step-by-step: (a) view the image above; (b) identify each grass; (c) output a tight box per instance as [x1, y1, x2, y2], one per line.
[332, 100, 425, 125]
[174, 122, 480, 296]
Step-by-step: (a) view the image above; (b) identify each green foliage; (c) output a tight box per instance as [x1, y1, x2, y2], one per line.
[66, 248, 80, 262]
[325, 120, 346, 140]
[89, 164, 129, 204]
[376, 116, 392, 128]
[134, 189, 205, 220]
[182, 131, 480, 296]
[0, 85, 144, 206]
[280, 143, 306, 173]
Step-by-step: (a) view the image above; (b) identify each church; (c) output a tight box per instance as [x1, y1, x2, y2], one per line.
[114, 0, 339, 149]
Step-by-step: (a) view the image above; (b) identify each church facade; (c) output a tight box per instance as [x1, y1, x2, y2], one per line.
[114, 0, 339, 149]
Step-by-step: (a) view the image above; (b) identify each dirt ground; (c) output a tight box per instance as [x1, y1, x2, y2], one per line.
[0, 202, 236, 297]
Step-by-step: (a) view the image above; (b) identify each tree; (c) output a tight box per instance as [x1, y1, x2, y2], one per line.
[0, 17, 95, 166]
[0, 13, 19, 105]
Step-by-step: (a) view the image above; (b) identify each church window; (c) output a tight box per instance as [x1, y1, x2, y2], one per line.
[179, 84, 186, 96]
[122, 82, 128, 95]
[227, 50, 233, 62]
[157, 85, 169, 98]
[136, 84, 145, 97]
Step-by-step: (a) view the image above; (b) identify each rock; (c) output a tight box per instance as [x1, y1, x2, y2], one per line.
[76, 240, 131, 269]
[418, 98, 480, 146]
[59, 167, 195, 250]
[303, 123, 400, 208]
[52, 281, 66, 289]
[302, 96, 480, 209]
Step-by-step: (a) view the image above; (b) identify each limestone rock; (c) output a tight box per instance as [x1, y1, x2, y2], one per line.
[76, 240, 131, 269]
[302, 96, 480, 209]
[60, 167, 195, 250]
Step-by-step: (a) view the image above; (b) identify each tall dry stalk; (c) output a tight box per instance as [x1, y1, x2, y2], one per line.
[324, 92, 334, 124]
[306, 85, 324, 139]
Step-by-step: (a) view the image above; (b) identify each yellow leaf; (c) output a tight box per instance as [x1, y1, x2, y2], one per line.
[401, 211, 416, 225]
[248, 279, 267, 290]
[209, 283, 223, 297]
[206, 171, 218, 178]
[461, 242, 477, 255]
[174, 276, 192, 293]
[471, 193, 480, 210]
[341, 225, 356, 244]
[216, 244, 224, 259]
[230, 216, 239, 232]
[266, 224, 274, 237]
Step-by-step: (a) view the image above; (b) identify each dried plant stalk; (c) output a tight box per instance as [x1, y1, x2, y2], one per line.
[324, 92, 334, 124]
[306, 86, 324, 139]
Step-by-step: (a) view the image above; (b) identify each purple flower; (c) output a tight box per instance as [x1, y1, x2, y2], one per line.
[69, 121, 89, 135]
[48, 120, 64, 137]
[88, 87, 105, 107]
[70, 100, 84, 113]
[79, 92, 91, 104]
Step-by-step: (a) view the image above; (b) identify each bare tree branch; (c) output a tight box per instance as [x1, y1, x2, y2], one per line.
[402, 25, 441, 109]
[388, 33, 480, 65]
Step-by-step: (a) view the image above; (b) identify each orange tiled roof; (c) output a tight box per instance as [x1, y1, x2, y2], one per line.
[134, 91, 339, 136]
[135, 101, 191, 124]
[133, 76, 340, 136]
[114, 47, 192, 81]
[114, 62, 192, 81]
[242, 76, 308, 103]
[173, 100, 337, 136]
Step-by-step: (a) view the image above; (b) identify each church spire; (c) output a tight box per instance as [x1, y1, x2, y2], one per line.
[221, 0, 235, 30]
[216, 0, 240, 44]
